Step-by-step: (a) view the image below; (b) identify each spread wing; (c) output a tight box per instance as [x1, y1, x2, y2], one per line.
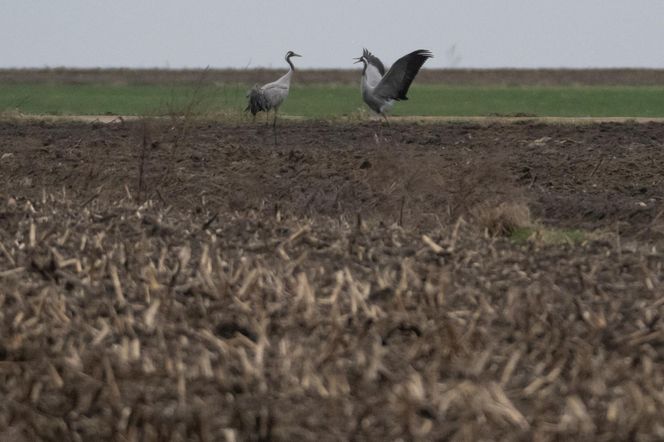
[373, 49, 432, 101]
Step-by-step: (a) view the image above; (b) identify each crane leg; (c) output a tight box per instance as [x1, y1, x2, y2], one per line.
[273, 111, 278, 146]
[381, 113, 391, 127]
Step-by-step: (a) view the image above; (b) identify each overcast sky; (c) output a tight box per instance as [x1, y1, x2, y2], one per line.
[3, 0, 664, 69]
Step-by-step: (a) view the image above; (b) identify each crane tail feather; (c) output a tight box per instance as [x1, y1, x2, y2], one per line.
[245, 85, 269, 116]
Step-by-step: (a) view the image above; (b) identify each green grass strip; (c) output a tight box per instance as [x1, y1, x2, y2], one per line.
[2, 83, 664, 118]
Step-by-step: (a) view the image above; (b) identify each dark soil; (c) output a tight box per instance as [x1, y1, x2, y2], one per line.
[1, 120, 663, 237]
[1, 120, 664, 441]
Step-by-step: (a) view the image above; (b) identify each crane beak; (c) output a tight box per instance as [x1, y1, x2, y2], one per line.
[292, 53, 302, 57]
[353, 57, 362, 64]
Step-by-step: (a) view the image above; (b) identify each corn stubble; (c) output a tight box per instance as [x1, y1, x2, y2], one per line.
[0, 191, 663, 441]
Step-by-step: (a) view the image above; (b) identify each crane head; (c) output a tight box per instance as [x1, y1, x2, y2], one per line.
[286, 51, 302, 60]
[354, 48, 370, 65]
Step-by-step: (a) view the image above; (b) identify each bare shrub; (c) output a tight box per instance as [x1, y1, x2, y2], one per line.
[441, 147, 534, 236]
[136, 119, 151, 201]
[446, 149, 518, 217]
[360, 142, 529, 232]
[132, 69, 216, 204]
[162, 67, 215, 149]
[360, 149, 451, 228]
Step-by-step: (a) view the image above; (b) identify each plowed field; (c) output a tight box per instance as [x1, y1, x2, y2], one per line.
[1, 119, 663, 441]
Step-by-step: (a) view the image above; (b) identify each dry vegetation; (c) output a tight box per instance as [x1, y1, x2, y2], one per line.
[2, 193, 664, 441]
[1, 119, 664, 440]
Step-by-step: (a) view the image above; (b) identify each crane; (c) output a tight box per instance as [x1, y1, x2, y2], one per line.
[354, 48, 433, 124]
[246, 51, 301, 145]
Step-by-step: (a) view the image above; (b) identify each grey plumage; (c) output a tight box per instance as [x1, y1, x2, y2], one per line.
[245, 51, 300, 117]
[355, 48, 433, 120]
[245, 50, 301, 144]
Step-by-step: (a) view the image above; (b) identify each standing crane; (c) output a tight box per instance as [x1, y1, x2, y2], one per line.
[246, 50, 301, 145]
[354, 48, 433, 124]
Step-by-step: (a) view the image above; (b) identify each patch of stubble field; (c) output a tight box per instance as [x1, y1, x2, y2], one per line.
[1, 120, 664, 440]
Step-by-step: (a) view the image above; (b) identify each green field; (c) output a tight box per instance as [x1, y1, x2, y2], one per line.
[2, 83, 664, 118]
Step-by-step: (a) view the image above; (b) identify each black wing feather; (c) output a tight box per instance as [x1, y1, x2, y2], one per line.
[374, 49, 433, 101]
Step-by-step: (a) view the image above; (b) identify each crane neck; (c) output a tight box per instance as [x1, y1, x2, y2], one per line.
[276, 68, 294, 87]
[286, 56, 296, 72]
[360, 70, 374, 92]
